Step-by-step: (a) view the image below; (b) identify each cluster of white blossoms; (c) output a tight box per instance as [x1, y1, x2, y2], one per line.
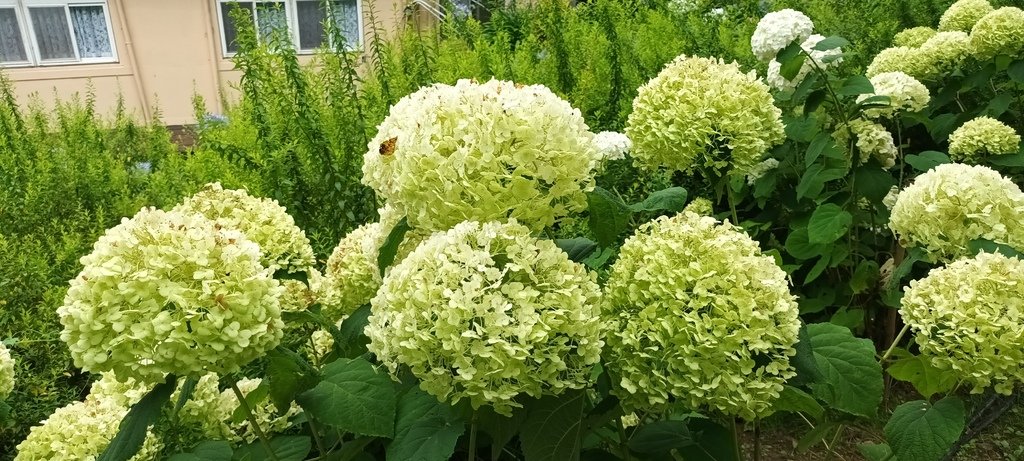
[362, 79, 600, 233]
[750, 9, 814, 62]
[746, 158, 780, 185]
[603, 212, 800, 420]
[901, 252, 1024, 395]
[0, 342, 12, 400]
[867, 31, 971, 81]
[859, 72, 931, 119]
[892, 26, 937, 47]
[970, 7, 1024, 61]
[15, 399, 162, 461]
[366, 220, 603, 416]
[889, 164, 1024, 261]
[86, 372, 151, 408]
[174, 374, 299, 443]
[948, 116, 1021, 162]
[939, 0, 994, 32]
[593, 131, 632, 161]
[849, 119, 898, 169]
[626, 55, 784, 177]
[765, 34, 844, 92]
[58, 207, 285, 383]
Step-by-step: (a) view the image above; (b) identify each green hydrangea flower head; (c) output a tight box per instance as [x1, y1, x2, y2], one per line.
[362, 79, 599, 233]
[889, 163, 1024, 261]
[893, 26, 936, 47]
[683, 197, 714, 215]
[603, 212, 800, 420]
[859, 72, 930, 119]
[970, 7, 1024, 61]
[626, 55, 785, 177]
[916, 31, 972, 79]
[948, 116, 1021, 162]
[86, 372, 151, 408]
[366, 220, 604, 416]
[15, 399, 162, 461]
[939, 0, 994, 32]
[901, 251, 1024, 395]
[0, 342, 12, 399]
[58, 207, 285, 383]
[173, 182, 315, 275]
[866, 46, 920, 77]
[850, 119, 898, 169]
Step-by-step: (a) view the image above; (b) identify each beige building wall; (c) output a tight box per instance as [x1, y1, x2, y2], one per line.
[2, 0, 413, 126]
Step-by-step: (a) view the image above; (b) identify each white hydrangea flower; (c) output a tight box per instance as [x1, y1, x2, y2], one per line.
[938, 0, 994, 32]
[751, 9, 815, 62]
[668, 0, 702, 15]
[0, 342, 13, 400]
[766, 34, 844, 92]
[593, 131, 632, 161]
[177, 374, 300, 443]
[58, 207, 285, 383]
[86, 372, 151, 408]
[850, 119, 898, 169]
[746, 158, 780, 185]
[948, 116, 1021, 162]
[859, 72, 930, 118]
[15, 399, 162, 461]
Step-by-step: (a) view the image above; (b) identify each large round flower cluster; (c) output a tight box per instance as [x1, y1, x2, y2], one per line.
[593, 131, 632, 161]
[889, 164, 1024, 261]
[867, 32, 971, 80]
[173, 182, 315, 275]
[893, 27, 936, 47]
[86, 372, 150, 408]
[938, 0, 994, 32]
[948, 116, 1021, 162]
[750, 9, 814, 62]
[58, 207, 285, 383]
[901, 252, 1024, 395]
[366, 220, 603, 416]
[860, 72, 930, 119]
[0, 342, 12, 399]
[766, 34, 844, 92]
[969, 7, 1024, 60]
[362, 79, 599, 232]
[850, 119, 898, 168]
[15, 399, 162, 461]
[602, 212, 800, 420]
[625, 56, 784, 177]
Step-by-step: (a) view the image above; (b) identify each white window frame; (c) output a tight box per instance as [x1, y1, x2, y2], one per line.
[0, 0, 117, 67]
[215, 0, 363, 58]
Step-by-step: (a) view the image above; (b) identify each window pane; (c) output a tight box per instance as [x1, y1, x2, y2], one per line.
[331, 0, 359, 48]
[69, 6, 112, 58]
[29, 7, 74, 61]
[255, 2, 287, 43]
[296, 0, 325, 50]
[220, 2, 254, 54]
[0, 8, 27, 62]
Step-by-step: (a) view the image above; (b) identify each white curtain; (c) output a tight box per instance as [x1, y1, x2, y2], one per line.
[29, 7, 74, 60]
[69, 6, 112, 58]
[330, 0, 359, 48]
[0, 8, 26, 62]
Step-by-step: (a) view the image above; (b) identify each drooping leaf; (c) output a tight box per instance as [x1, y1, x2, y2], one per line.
[265, 347, 321, 411]
[988, 153, 1024, 167]
[797, 165, 848, 200]
[812, 36, 850, 51]
[629, 187, 688, 213]
[791, 325, 825, 385]
[296, 357, 397, 437]
[967, 239, 1024, 258]
[587, 187, 633, 247]
[785, 227, 829, 260]
[520, 390, 585, 461]
[807, 204, 853, 244]
[336, 304, 372, 358]
[853, 166, 896, 201]
[772, 385, 824, 419]
[777, 41, 807, 81]
[477, 406, 527, 461]
[387, 388, 464, 461]
[884, 398, 965, 461]
[682, 418, 739, 461]
[806, 323, 883, 417]
[232, 435, 311, 461]
[377, 217, 410, 277]
[1008, 60, 1024, 83]
[850, 260, 880, 294]
[858, 442, 898, 461]
[804, 253, 831, 284]
[797, 422, 839, 453]
[905, 151, 950, 171]
[98, 375, 177, 461]
[627, 420, 694, 454]
[167, 441, 233, 461]
[555, 238, 599, 263]
[836, 75, 874, 96]
[887, 354, 958, 399]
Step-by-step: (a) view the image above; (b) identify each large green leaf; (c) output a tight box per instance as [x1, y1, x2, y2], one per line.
[791, 325, 825, 385]
[836, 75, 875, 96]
[885, 398, 965, 461]
[813, 36, 850, 51]
[520, 390, 586, 461]
[887, 354, 957, 399]
[477, 406, 527, 461]
[377, 217, 410, 277]
[785, 227, 829, 260]
[806, 323, 883, 417]
[296, 357, 397, 437]
[680, 418, 738, 461]
[627, 420, 694, 454]
[905, 151, 949, 172]
[804, 133, 844, 166]
[797, 165, 848, 200]
[386, 388, 464, 461]
[807, 204, 852, 244]
[858, 442, 898, 461]
[773, 385, 824, 419]
[98, 375, 177, 461]
[233, 436, 311, 461]
[265, 347, 320, 411]
[587, 187, 633, 247]
[777, 41, 808, 81]
[555, 238, 599, 263]
[629, 187, 688, 213]
[167, 441, 233, 461]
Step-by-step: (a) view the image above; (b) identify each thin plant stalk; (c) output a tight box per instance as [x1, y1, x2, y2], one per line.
[231, 381, 281, 461]
[468, 411, 479, 461]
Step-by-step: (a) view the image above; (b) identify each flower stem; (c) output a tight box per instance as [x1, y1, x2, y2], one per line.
[881, 323, 911, 362]
[754, 420, 762, 461]
[616, 417, 634, 461]
[231, 381, 281, 461]
[307, 417, 328, 457]
[468, 411, 479, 461]
[733, 418, 744, 461]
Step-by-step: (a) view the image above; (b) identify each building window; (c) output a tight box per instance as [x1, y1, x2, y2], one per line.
[0, 1, 116, 66]
[217, 0, 362, 57]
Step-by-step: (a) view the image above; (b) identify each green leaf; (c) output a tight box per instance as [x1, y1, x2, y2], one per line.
[797, 421, 839, 453]
[885, 398, 965, 461]
[377, 217, 410, 277]
[233, 436, 311, 461]
[785, 227, 829, 259]
[387, 388, 464, 461]
[807, 204, 853, 244]
[780, 53, 808, 81]
[850, 261, 879, 294]
[837, 75, 874, 96]
[587, 187, 633, 247]
[685, 418, 739, 461]
[785, 115, 819, 142]
[555, 238, 599, 262]
[273, 267, 309, 284]
[772, 385, 824, 419]
[791, 325, 825, 385]
[98, 375, 177, 461]
[804, 254, 831, 284]
[887, 354, 958, 399]
[858, 442, 898, 461]
[777, 40, 804, 63]
[830, 307, 864, 331]
[968, 239, 1024, 258]
[988, 153, 1024, 167]
[296, 357, 397, 437]
[167, 441, 233, 461]
[627, 420, 694, 454]
[813, 36, 850, 51]
[1008, 60, 1024, 83]
[983, 93, 1013, 118]
[629, 187, 688, 213]
[806, 323, 883, 417]
[336, 304, 372, 358]
[265, 347, 321, 411]
[804, 88, 828, 113]
[805, 133, 831, 166]
[797, 165, 848, 200]
[520, 390, 585, 461]
[853, 166, 896, 201]
[905, 151, 949, 171]
[231, 381, 270, 424]
[477, 406, 527, 461]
